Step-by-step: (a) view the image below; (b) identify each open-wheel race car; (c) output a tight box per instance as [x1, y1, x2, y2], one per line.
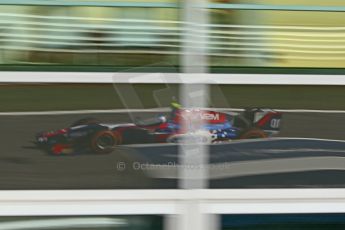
[35, 107, 282, 155]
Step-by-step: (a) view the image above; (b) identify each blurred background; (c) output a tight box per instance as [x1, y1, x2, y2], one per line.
[1, 0, 345, 70]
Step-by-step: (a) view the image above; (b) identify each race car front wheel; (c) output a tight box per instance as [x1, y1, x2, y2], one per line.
[91, 131, 120, 154]
[240, 129, 267, 139]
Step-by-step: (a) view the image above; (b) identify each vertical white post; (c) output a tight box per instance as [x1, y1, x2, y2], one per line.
[181, 0, 208, 74]
[177, 0, 214, 230]
[180, 0, 209, 190]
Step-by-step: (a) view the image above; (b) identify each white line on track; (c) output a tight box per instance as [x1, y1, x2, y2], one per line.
[146, 156, 345, 180]
[218, 108, 345, 113]
[1, 108, 345, 116]
[224, 137, 345, 144]
[0, 108, 170, 116]
[127, 137, 345, 147]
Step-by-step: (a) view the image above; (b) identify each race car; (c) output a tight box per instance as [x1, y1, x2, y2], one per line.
[35, 107, 282, 155]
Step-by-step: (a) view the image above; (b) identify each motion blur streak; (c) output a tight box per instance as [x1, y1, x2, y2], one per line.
[0, 218, 127, 230]
[1, 1, 345, 67]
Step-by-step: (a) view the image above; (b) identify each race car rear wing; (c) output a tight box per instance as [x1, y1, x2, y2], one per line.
[243, 108, 282, 133]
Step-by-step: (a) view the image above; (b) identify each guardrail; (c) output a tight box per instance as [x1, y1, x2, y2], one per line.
[1, 13, 345, 62]
[0, 2, 344, 67]
[1, 1, 345, 12]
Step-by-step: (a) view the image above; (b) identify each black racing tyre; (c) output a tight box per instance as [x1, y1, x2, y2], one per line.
[91, 131, 120, 154]
[71, 117, 100, 127]
[240, 129, 267, 139]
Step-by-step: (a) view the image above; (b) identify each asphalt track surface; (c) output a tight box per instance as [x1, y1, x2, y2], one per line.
[0, 111, 345, 189]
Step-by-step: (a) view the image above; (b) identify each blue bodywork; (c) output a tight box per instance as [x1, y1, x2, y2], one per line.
[157, 116, 240, 140]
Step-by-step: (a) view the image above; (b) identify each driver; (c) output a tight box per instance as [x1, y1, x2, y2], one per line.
[170, 97, 182, 118]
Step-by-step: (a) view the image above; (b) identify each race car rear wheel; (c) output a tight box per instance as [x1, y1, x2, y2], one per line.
[91, 131, 120, 154]
[240, 129, 267, 139]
